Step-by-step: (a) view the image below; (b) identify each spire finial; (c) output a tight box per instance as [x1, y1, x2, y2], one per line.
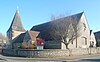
[16, 6, 19, 13]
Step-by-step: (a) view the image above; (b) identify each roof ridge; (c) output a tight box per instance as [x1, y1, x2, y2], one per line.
[31, 12, 84, 30]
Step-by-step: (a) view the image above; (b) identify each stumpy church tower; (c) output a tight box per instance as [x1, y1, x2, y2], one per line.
[7, 10, 25, 42]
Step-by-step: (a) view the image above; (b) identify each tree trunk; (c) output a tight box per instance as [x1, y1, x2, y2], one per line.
[61, 41, 69, 49]
[76, 31, 77, 48]
[76, 37, 77, 48]
[65, 44, 69, 49]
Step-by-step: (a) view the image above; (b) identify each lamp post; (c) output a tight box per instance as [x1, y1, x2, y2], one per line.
[1, 40, 4, 49]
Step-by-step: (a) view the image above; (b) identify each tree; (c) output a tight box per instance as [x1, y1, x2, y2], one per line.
[50, 15, 81, 49]
[0, 33, 7, 48]
[21, 42, 28, 49]
[28, 44, 36, 49]
[21, 42, 36, 49]
[0, 33, 6, 40]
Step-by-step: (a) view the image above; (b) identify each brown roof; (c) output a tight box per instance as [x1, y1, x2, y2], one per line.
[7, 10, 25, 32]
[28, 30, 40, 41]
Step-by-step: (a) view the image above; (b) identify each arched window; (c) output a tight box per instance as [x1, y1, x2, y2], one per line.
[82, 37, 87, 45]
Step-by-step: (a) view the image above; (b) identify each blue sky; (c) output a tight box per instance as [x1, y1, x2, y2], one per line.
[0, 0, 100, 35]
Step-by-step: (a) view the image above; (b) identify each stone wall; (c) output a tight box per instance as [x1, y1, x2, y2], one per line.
[97, 47, 100, 54]
[2, 49, 18, 56]
[18, 49, 69, 58]
[2, 47, 100, 58]
[69, 48, 89, 56]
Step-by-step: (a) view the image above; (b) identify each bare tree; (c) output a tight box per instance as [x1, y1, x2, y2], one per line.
[0, 33, 8, 48]
[0, 33, 7, 40]
[50, 15, 81, 49]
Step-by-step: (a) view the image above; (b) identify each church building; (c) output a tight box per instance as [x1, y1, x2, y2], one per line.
[7, 10, 96, 49]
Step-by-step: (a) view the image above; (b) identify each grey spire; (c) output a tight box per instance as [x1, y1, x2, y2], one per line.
[9, 10, 25, 31]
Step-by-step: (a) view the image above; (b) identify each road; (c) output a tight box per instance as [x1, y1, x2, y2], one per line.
[0, 54, 100, 62]
[78, 56, 100, 62]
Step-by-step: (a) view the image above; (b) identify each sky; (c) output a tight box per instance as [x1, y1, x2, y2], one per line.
[0, 0, 100, 35]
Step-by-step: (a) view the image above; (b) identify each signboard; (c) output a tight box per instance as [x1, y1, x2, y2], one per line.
[36, 38, 44, 46]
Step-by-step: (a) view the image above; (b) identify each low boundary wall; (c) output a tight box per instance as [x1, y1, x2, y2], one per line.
[2, 47, 100, 58]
